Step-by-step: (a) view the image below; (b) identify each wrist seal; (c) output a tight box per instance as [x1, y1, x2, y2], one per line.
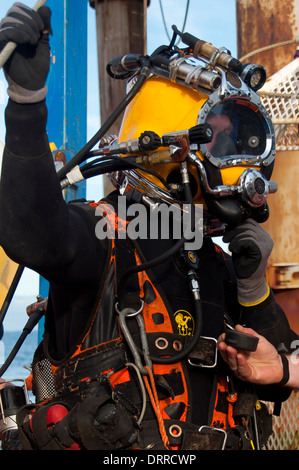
[5, 74, 48, 104]
[277, 354, 290, 386]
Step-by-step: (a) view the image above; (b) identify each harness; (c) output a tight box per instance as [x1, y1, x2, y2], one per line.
[16, 199, 273, 451]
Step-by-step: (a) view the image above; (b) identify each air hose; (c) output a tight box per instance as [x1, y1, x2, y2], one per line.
[0, 265, 24, 331]
[57, 59, 151, 181]
[77, 155, 170, 190]
[0, 307, 45, 377]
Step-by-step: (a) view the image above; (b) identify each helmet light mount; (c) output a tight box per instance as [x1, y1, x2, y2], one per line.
[240, 63, 267, 92]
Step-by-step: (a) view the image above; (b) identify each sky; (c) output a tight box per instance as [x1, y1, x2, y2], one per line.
[0, 0, 237, 329]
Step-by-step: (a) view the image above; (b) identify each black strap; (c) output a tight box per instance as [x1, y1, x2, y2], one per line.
[114, 236, 141, 310]
[102, 195, 141, 310]
[54, 339, 127, 391]
[277, 353, 290, 386]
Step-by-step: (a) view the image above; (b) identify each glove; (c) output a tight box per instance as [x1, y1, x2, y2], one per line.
[223, 218, 273, 306]
[0, 3, 51, 104]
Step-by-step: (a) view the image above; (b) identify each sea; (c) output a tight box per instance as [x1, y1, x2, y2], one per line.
[0, 294, 40, 386]
[0, 329, 38, 385]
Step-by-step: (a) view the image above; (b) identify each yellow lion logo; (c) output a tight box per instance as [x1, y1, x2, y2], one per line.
[174, 310, 194, 336]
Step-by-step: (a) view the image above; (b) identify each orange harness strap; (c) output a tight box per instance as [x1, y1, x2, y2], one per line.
[211, 376, 237, 430]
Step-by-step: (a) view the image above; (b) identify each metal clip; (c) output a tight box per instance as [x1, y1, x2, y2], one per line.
[116, 300, 152, 375]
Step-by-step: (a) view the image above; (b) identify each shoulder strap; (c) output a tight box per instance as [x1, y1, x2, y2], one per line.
[114, 236, 141, 311]
[98, 195, 142, 311]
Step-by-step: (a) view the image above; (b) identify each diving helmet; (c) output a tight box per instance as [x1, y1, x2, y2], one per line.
[58, 27, 276, 234]
[109, 51, 276, 232]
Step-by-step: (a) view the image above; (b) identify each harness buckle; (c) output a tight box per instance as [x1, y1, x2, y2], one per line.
[198, 426, 227, 450]
[182, 424, 228, 450]
[187, 336, 218, 368]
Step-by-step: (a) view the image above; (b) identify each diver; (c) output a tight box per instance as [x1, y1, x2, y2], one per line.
[0, 3, 297, 451]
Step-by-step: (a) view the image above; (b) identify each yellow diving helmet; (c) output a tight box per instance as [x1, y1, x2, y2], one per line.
[109, 49, 276, 232]
[59, 26, 275, 235]
[59, 26, 276, 235]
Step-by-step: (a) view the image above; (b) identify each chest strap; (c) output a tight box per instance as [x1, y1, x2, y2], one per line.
[54, 338, 127, 392]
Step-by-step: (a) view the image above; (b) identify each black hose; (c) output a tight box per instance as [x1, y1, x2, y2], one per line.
[117, 235, 186, 306]
[57, 60, 151, 181]
[79, 155, 170, 189]
[0, 265, 24, 329]
[0, 308, 45, 377]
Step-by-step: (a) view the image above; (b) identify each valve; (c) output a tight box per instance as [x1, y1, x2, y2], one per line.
[138, 131, 162, 151]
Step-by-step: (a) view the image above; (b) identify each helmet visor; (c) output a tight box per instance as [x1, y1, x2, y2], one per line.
[202, 99, 274, 167]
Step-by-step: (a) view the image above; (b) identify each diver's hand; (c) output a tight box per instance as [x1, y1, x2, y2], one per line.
[223, 218, 273, 306]
[0, 3, 51, 103]
[217, 325, 284, 385]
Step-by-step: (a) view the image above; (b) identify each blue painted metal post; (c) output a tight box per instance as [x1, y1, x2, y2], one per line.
[38, 0, 88, 342]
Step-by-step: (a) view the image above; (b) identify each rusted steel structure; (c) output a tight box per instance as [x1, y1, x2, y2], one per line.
[236, 0, 299, 77]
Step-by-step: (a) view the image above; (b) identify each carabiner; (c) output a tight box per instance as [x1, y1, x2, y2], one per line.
[116, 300, 152, 375]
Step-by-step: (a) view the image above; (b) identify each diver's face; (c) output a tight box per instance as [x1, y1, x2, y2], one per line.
[205, 114, 233, 152]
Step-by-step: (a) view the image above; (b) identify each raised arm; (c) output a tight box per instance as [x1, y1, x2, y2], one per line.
[0, 4, 104, 285]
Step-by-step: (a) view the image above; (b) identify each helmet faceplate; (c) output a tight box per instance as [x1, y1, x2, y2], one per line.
[113, 73, 276, 228]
